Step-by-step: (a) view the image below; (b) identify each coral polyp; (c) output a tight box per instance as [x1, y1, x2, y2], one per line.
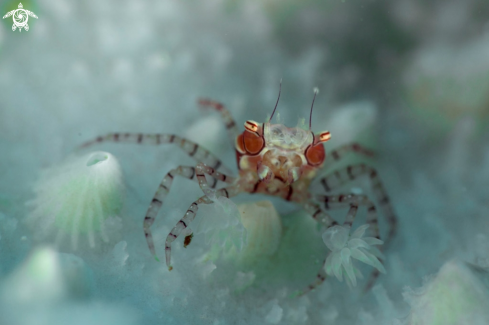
[27, 152, 125, 250]
[322, 224, 385, 287]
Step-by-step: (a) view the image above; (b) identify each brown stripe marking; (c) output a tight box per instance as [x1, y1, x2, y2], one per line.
[251, 181, 260, 193]
[323, 196, 330, 209]
[286, 186, 293, 201]
[152, 198, 162, 205]
[189, 144, 198, 156]
[321, 178, 330, 192]
[313, 209, 321, 219]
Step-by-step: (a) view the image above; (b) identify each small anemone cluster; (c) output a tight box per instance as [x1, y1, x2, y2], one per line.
[322, 224, 385, 287]
[26, 151, 125, 250]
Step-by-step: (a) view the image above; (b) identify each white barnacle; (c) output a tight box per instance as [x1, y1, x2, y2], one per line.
[237, 200, 282, 262]
[322, 224, 385, 287]
[26, 152, 125, 250]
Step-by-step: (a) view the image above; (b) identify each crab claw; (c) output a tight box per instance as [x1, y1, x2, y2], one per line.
[257, 163, 274, 183]
[286, 167, 301, 185]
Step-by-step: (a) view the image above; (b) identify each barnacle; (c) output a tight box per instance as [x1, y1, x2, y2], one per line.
[0, 246, 94, 304]
[237, 200, 282, 263]
[322, 224, 385, 287]
[26, 151, 125, 250]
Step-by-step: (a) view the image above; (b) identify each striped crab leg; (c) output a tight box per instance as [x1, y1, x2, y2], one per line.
[164, 185, 242, 270]
[299, 195, 378, 295]
[326, 143, 375, 164]
[79, 133, 226, 170]
[319, 165, 396, 292]
[315, 194, 379, 239]
[319, 164, 397, 245]
[295, 257, 327, 297]
[144, 163, 236, 264]
[198, 99, 240, 147]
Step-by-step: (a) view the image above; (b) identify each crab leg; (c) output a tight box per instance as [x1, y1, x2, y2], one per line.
[319, 164, 397, 245]
[295, 258, 327, 297]
[326, 143, 375, 164]
[301, 194, 379, 294]
[165, 185, 242, 270]
[143, 164, 236, 263]
[315, 194, 379, 238]
[318, 165, 396, 291]
[79, 133, 226, 170]
[302, 201, 339, 228]
[198, 99, 240, 147]
[298, 202, 338, 296]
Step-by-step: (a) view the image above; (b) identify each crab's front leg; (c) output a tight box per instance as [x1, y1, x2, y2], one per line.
[143, 163, 236, 263]
[320, 164, 397, 245]
[315, 194, 380, 240]
[300, 195, 384, 294]
[164, 185, 243, 270]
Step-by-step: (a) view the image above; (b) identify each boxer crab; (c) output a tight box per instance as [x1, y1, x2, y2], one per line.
[80, 86, 397, 293]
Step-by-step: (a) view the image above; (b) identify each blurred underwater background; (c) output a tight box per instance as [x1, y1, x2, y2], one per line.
[1, 0, 489, 324]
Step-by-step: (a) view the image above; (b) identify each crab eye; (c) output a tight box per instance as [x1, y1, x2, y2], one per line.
[305, 144, 325, 166]
[243, 129, 265, 154]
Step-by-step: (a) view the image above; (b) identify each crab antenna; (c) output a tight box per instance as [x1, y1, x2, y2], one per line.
[309, 87, 319, 130]
[269, 79, 282, 123]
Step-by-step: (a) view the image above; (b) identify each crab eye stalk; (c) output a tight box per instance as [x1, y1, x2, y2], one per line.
[318, 131, 331, 143]
[244, 120, 260, 135]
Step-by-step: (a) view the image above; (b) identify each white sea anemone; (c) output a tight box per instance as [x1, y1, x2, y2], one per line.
[26, 152, 125, 250]
[322, 224, 385, 287]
